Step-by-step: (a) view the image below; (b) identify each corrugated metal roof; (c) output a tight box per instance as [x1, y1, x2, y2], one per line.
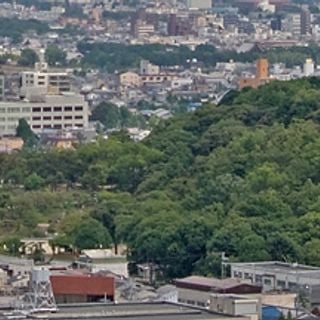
[176, 276, 241, 289]
[51, 274, 115, 296]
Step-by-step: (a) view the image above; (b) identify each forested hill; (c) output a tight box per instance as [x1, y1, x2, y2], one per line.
[2, 78, 320, 279]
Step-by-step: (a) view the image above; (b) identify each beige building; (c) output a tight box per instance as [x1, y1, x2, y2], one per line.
[0, 93, 89, 136]
[20, 62, 71, 99]
[176, 276, 262, 309]
[210, 294, 260, 320]
[119, 71, 142, 87]
[0, 137, 23, 152]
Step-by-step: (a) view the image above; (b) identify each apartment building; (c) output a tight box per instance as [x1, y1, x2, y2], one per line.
[20, 62, 71, 99]
[0, 93, 89, 136]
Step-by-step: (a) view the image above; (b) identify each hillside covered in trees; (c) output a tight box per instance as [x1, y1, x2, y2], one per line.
[2, 78, 320, 278]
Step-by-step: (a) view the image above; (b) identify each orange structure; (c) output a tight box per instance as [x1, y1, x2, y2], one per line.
[239, 58, 271, 89]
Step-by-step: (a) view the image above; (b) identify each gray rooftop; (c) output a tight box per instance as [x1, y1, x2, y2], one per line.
[4, 302, 248, 320]
[231, 261, 320, 275]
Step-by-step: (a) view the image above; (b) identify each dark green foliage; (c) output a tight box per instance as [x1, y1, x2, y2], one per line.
[4, 78, 320, 278]
[16, 118, 38, 148]
[45, 44, 66, 67]
[78, 42, 320, 72]
[18, 49, 39, 67]
[0, 18, 49, 43]
[90, 102, 145, 129]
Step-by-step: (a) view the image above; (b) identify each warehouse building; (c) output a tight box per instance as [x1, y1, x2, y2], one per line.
[50, 272, 115, 304]
[175, 276, 262, 308]
[0, 301, 253, 320]
[230, 261, 320, 305]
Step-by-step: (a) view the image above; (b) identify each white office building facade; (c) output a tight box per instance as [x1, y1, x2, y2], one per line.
[0, 94, 89, 136]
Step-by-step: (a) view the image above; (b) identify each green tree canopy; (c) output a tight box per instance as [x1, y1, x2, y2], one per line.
[18, 48, 39, 67]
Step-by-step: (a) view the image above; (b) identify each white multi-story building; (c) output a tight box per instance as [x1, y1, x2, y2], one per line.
[20, 62, 71, 99]
[0, 62, 89, 136]
[0, 93, 89, 136]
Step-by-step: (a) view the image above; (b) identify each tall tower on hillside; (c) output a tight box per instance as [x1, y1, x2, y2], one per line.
[256, 58, 269, 79]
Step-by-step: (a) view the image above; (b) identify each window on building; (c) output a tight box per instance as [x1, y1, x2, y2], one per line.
[288, 282, 296, 289]
[255, 275, 262, 283]
[43, 125, 52, 128]
[54, 116, 62, 120]
[22, 107, 31, 112]
[54, 107, 62, 112]
[38, 82, 45, 86]
[32, 125, 41, 129]
[64, 106, 72, 112]
[277, 280, 286, 288]
[64, 116, 72, 120]
[264, 279, 272, 285]
[32, 107, 41, 112]
[75, 115, 83, 120]
[75, 124, 83, 127]
[43, 116, 51, 120]
[32, 116, 41, 121]
[43, 107, 52, 112]
[54, 124, 62, 129]
[75, 106, 83, 111]
[7, 107, 20, 113]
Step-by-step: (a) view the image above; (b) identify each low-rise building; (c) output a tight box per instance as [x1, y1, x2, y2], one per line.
[50, 271, 115, 304]
[119, 71, 142, 87]
[175, 276, 262, 308]
[230, 261, 320, 305]
[210, 294, 260, 320]
[239, 58, 271, 89]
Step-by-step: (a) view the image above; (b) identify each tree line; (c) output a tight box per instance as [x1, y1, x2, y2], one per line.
[2, 78, 320, 279]
[77, 42, 320, 71]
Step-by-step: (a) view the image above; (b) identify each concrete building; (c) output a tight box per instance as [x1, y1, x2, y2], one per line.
[176, 276, 262, 308]
[300, 5, 311, 36]
[20, 62, 71, 99]
[239, 58, 271, 89]
[0, 301, 253, 320]
[119, 71, 142, 87]
[210, 294, 260, 320]
[140, 60, 160, 75]
[134, 21, 155, 38]
[230, 261, 320, 305]
[284, 14, 301, 37]
[0, 75, 5, 101]
[0, 93, 89, 136]
[187, 0, 212, 10]
[303, 58, 315, 77]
